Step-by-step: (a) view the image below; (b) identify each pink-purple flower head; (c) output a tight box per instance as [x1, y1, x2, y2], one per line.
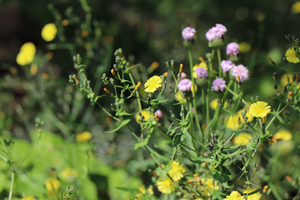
[182, 27, 196, 41]
[205, 24, 227, 42]
[178, 78, 192, 92]
[231, 64, 249, 83]
[221, 60, 235, 73]
[226, 42, 239, 56]
[155, 110, 163, 119]
[195, 67, 208, 79]
[211, 78, 226, 92]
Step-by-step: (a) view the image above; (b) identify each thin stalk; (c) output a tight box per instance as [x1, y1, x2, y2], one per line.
[217, 48, 222, 77]
[188, 48, 203, 141]
[8, 171, 14, 200]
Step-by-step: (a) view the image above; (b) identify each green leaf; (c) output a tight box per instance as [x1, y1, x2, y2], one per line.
[155, 165, 172, 180]
[212, 190, 227, 200]
[116, 110, 132, 117]
[134, 135, 151, 150]
[115, 187, 141, 194]
[271, 111, 286, 124]
[189, 157, 214, 163]
[213, 165, 231, 183]
[105, 118, 131, 133]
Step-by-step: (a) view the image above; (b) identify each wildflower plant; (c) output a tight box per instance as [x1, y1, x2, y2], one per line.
[67, 22, 300, 200]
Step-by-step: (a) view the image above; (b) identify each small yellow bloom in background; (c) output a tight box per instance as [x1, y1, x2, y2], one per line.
[9, 67, 17, 74]
[16, 42, 36, 66]
[30, 65, 38, 75]
[210, 99, 228, 110]
[135, 110, 153, 123]
[225, 114, 241, 129]
[60, 167, 78, 182]
[42, 73, 49, 79]
[238, 42, 251, 53]
[280, 73, 300, 89]
[76, 131, 92, 142]
[243, 188, 261, 200]
[199, 178, 219, 197]
[224, 191, 245, 200]
[144, 75, 163, 93]
[151, 61, 159, 70]
[62, 19, 68, 26]
[292, 1, 300, 14]
[41, 23, 57, 42]
[21, 196, 36, 200]
[46, 51, 54, 59]
[45, 177, 61, 195]
[273, 130, 292, 141]
[233, 133, 252, 146]
[237, 109, 253, 123]
[157, 176, 176, 194]
[193, 62, 208, 78]
[249, 101, 271, 118]
[168, 161, 186, 181]
[285, 48, 300, 63]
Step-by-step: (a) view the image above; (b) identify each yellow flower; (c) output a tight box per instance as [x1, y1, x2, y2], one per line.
[292, 1, 300, 14]
[60, 167, 78, 182]
[41, 23, 57, 42]
[233, 133, 252, 146]
[280, 73, 300, 88]
[238, 42, 251, 53]
[21, 196, 36, 200]
[225, 115, 241, 129]
[273, 130, 292, 141]
[224, 191, 245, 200]
[199, 178, 219, 197]
[285, 48, 300, 63]
[193, 62, 208, 78]
[168, 161, 186, 181]
[144, 75, 163, 93]
[136, 185, 154, 198]
[249, 101, 271, 118]
[16, 42, 36, 66]
[20, 42, 36, 54]
[210, 99, 228, 110]
[237, 109, 253, 123]
[157, 176, 176, 194]
[135, 110, 153, 123]
[243, 188, 261, 200]
[76, 131, 92, 142]
[45, 178, 61, 195]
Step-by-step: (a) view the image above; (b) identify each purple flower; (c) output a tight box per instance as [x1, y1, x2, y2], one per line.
[177, 79, 192, 92]
[221, 60, 235, 73]
[181, 72, 187, 78]
[194, 67, 208, 79]
[205, 24, 227, 42]
[231, 64, 249, 83]
[226, 42, 239, 56]
[182, 27, 196, 41]
[155, 110, 163, 119]
[211, 78, 226, 92]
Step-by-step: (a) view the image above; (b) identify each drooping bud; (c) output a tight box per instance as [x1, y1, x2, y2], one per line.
[273, 72, 277, 81]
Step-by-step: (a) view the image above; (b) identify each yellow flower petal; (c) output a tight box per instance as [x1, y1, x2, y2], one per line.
[210, 99, 228, 110]
[144, 75, 162, 93]
[157, 176, 176, 194]
[41, 23, 57, 42]
[168, 161, 186, 181]
[135, 110, 153, 123]
[234, 133, 252, 146]
[248, 101, 271, 118]
[273, 130, 292, 141]
[76, 131, 92, 142]
[285, 48, 300, 64]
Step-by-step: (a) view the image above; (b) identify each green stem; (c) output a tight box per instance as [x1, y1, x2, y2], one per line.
[268, 182, 283, 200]
[188, 48, 203, 138]
[217, 48, 222, 78]
[8, 171, 14, 200]
[265, 103, 289, 131]
[225, 86, 249, 106]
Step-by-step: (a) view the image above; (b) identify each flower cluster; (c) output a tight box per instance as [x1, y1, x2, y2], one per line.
[41, 23, 57, 42]
[205, 24, 227, 42]
[178, 79, 193, 92]
[182, 27, 196, 41]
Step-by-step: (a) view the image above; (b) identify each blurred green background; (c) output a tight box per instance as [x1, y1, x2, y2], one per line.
[1, 0, 300, 199]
